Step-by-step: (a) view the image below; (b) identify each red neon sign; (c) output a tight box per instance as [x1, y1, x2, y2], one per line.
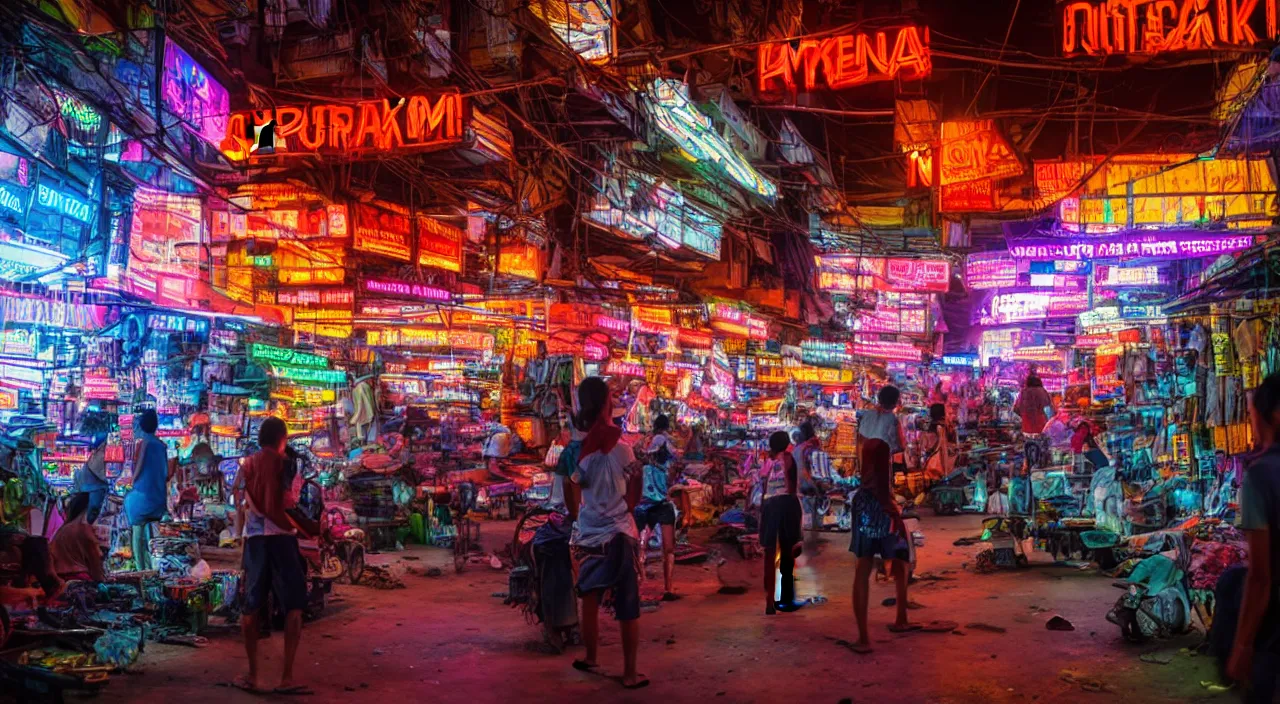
[758, 25, 931, 93]
[221, 93, 465, 162]
[1062, 0, 1275, 56]
[417, 217, 464, 273]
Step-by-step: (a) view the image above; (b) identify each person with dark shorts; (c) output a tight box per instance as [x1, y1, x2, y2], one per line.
[759, 430, 802, 615]
[635, 414, 680, 600]
[848, 438, 917, 653]
[1227, 373, 1280, 702]
[569, 377, 647, 689]
[236, 417, 310, 695]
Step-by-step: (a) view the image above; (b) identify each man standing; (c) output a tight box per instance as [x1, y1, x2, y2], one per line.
[1227, 374, 1280, 702]
[235, 417, 310, 695]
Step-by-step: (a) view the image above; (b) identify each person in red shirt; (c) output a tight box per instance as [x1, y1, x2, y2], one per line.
[1014, 372, 1055, 472]
[235, 417, 309, 695]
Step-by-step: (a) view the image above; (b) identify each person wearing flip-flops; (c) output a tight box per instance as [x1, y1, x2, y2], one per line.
[848, 431, 919, 654]
[568, 377, 649, 689]
[233, 418, 312, 696]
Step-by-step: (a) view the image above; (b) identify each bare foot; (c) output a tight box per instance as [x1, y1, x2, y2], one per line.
[622, 674, 650, 689]
[887, 622, 923, 633]
[765, 603, 776, 615]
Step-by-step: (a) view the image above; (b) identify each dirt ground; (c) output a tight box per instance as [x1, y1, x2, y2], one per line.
[93, 514, 1230, 704]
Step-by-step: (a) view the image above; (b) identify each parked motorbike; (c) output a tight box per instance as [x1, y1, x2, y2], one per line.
[264, 449, 366, 623]
[506, 506, 577, 652]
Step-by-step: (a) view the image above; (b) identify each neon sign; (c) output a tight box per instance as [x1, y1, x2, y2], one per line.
[982, 291, 1090, 324]
[249, 343, 330, 370]
[272, 366, 347, 385]
[941, 353, 980, 368]
[363, 277, 451, 302]
[36, 184, 93, 223]
[0, 184, 27, 215]
[417, 217, 464, 272]
[643, 79, 776, 200]
[940, 120, 1023, 186]
[354, 204, 412, 261]
[1094, 265, 1161, 287]
[1008, 345, 1066, 364]
[0, 296, 112, 330]
[498, 242, 543, 280]
[1061, 0, 1275, 56]
[526, 0, 614, 63]
[853, 340, 922, 362]
[817, 255, 950, 293]
[1008, 233, 1255, 261]
[584, 165, 724, 259]
[276, 289, 354, 307]
[0, 240, 68, 281]
[365, 328, 495, 351]
[605, 360, 645, 377]
[964, 252, 1018, 290]
[757, 25, 931, 93]
[595, 314, 630, 334]
[221, 93, 465, 162]
[162, 40, 230, 147]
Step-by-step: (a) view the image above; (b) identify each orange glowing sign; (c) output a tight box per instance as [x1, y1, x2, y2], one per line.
[221, 93, 465, 161]
[365, 328, 495, 351]
[758, 25, 931, 93]
[354, 204, 412, 262]
[1062, 0, 1276, 56]
[417, 217, 464, 272]
[939, 120, 1023, 186]
[497, 242, 543, 280]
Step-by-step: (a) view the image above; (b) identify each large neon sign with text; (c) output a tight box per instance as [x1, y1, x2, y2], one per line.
[758, 25, 931, 93]
[1062, 0, 1277, 56]
[221, 93, 465, 162]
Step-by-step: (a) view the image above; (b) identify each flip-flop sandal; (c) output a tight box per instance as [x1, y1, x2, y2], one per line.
[920, 620, 958, 633]
[273, 685, 315, 696]
[835, 638, 874, 654]
[622, 677, 650, 690]
[572, 660, 603, 674]
[661, 592, 682, 602]
[887, 623, 924, 633]
[223, 677, 267, 695]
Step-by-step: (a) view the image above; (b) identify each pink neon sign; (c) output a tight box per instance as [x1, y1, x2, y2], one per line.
[363, 278, 451, 302]
[964, 252, 1017, 290]
[852, 339, 922, 361]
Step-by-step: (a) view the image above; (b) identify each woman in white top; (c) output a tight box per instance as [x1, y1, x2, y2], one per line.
[569, 377, 647, 689]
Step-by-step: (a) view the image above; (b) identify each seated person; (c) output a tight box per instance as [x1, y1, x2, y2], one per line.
[51, 493, 105, 583]
[0, 527, 62, 607]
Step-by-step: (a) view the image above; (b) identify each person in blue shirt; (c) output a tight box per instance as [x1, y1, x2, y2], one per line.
[123, 410, 170, 571]
[634, 414, 680, 601]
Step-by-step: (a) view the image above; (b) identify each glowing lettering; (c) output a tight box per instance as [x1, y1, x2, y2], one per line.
[36, 184, 93, 223]
[1062, 0, 1275, 56]
[363, 277, 451, 302]
[0, 184, 25, 215]
[221, 94, 465, 162]
[758, 25, 931, 93]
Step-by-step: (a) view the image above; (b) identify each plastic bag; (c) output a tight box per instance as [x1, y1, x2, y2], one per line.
[189, 559, 212, 580]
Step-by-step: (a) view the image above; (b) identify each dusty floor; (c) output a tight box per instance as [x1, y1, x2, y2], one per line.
[93, 514, 1230, 704]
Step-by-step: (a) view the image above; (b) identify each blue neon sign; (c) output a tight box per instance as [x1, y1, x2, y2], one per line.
[36, 184, 93, 223]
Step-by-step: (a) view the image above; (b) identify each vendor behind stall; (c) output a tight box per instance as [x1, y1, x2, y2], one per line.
[50, 493, 104, 583]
